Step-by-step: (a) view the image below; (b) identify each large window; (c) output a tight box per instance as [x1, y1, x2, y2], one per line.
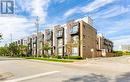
[46, 30, 51, 40]
[57, 39, 63, 47]
[72, 35, 79, 44]
[58, 48, 62, 56]
[57, 30, 63, 37]
[72, 47, 78, 56]
[70, 25, 79, 34]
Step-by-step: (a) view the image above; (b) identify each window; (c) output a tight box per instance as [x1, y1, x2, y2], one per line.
[57, 30, 62, 37]
[72, 47, 78, 56]
[70, 25, 78, 34]
[57, 39, 63, 46]
[72, 35, 79, 44]
[58, 48, 62, 56]
[46, 30, 51, 40]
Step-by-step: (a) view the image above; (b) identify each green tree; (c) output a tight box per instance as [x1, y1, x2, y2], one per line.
[42, 43, 51, 57]
[8, 43, 20, 57]
[0, 46, 9, 56]
[19, 45, 28, 57]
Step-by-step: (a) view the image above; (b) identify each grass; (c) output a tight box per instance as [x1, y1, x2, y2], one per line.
[25, 57, 75, 63]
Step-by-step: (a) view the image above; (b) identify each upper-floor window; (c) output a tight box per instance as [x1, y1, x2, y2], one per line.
[70, 25, 79, 34]
[57, 30, 63, 37]
[45, 30, 52, 40]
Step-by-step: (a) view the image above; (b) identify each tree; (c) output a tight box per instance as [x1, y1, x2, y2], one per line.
[0, 46, 9, 56]
[42, 43, 51, 57]
[19, 45, 28, 57]
[66, 36, 81, 58]
[66, 41, 73, 57]
[8, 43, 20, 57]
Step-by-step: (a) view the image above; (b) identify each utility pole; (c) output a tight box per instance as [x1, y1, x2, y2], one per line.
[10, 33, 12, 43]
[35, 16, 39, 58]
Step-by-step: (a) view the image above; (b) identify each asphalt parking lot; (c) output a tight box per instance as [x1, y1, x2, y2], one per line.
[0, 56, 130, 82]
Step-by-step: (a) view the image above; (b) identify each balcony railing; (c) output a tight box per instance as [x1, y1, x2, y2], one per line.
[56, 30, 63, 38]
[70, 25, 79, 35]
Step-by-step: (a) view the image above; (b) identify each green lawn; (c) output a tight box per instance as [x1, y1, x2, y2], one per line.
[25, 57, 75, 63]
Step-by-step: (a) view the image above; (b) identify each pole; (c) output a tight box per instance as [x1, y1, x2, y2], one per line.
[35, 16, 39, 58]
[10, 33, 12, 43]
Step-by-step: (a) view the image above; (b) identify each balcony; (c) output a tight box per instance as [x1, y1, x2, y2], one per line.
[57, 30, 63, 38]
[33, 39, 37, 44]
[46, 35, 51, 41]
[70, 25, 79, 35]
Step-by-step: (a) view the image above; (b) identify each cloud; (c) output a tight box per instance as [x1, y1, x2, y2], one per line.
[64, 0, 114, 18]
[54, 0, 68, 3]
[107, 19, 130, 34]
[0, 0, 51, 46]
[0, 16, 34, 46]
[96, 18, 130, 50]
[81, 0, 114, 13]
[15, 0, 50, 23]
[64, 7, 80, 17]
[95, 6, 130, 19]
[30, 0, 50, 23]
[110, 35, 130, 50]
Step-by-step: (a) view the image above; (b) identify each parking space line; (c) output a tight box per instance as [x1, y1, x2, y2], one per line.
[3, 71, 60, 82]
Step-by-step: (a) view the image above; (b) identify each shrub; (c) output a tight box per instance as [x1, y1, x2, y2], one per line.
[113, 51, 123, 56]
[123, 52, 130, 55]
[64, 56, 82, 60]
[52, 55, 62, 59]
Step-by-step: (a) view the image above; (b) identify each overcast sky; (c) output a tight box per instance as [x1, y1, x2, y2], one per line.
[0, 0, 130, 50]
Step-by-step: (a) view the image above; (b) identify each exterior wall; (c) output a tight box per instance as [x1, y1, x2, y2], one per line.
[32, 34, 37, 56]
[11, 16, 114, 58]
[66, 20, 80, 56]
[66, 19, 97, 58]
[44, 29, 53, 56]
[80, 21, 97, 58]
[27, 36, 32, 56]
[54, 25, 64, 56]
[37, 32, 44, 55]
[97, 34, 113, 53]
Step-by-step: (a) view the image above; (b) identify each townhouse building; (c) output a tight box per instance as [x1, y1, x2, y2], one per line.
[13, 16, 113, 58]
[37, 32, 44, 55]
[27, 36, 33, 56]
[97, 34, 113, 56]
[53, 25, 65, 56]
[65, 19, 97, 58]
[44, 29, 53, 56]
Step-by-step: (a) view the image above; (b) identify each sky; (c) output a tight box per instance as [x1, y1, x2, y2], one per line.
[0, 0, 130, 50]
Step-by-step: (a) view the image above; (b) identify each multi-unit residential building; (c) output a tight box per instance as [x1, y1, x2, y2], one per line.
[37, 32, 44, 55]
[97, 34, 113, 56]
[65, 19, 97, 58]
[44, 29, 53, 56]
[27, 36, 32, 56]
[14, 16, 113, 58]
[31, 34, 37, 56]
[53, 25, 65, 56]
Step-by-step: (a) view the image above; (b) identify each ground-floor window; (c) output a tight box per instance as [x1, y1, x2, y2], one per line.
[58, 47, 62, 56]
[48, 50, 51, 56]
[72, 47, 78, 56]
